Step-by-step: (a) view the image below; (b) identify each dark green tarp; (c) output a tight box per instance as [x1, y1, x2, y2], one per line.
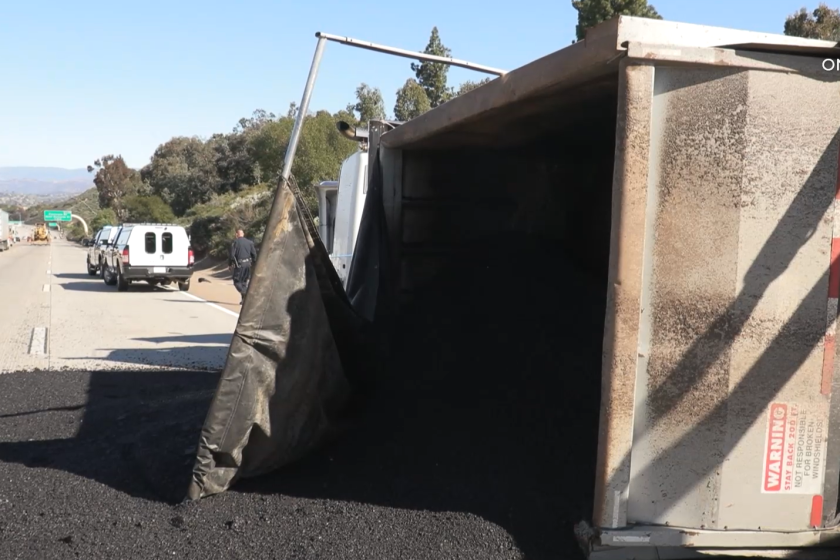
[187, 153, 388, 500]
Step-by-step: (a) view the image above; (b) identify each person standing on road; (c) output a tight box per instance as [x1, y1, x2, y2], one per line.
[229, 229, 257, 305]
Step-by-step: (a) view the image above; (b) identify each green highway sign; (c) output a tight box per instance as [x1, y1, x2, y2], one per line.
[48, 223, 58, 228]
[44, 210, 71, 222]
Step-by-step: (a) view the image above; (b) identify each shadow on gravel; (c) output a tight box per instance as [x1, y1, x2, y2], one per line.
[133, 334, 233, 345]
[54, 273, 98, 280]
[234, 233, 605, 560]
[0, 405, 85, 419]
[0, 370, 219, 504]
[57, 280, 169, 293]
[54, 281, 115, 293]
[62, 345, 230, 371]
[161, 298, 238, 307]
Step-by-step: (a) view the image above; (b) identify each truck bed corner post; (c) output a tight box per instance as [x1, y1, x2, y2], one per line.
[592, 58, 656, 531]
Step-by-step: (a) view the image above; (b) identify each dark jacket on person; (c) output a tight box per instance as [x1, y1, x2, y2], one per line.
[229, 236, 257, 268]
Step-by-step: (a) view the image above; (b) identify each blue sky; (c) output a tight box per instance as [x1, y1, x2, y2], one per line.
[0, 0, 821, 169]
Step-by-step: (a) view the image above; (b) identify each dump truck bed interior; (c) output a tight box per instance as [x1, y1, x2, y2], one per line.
[365, 16, 840, 559]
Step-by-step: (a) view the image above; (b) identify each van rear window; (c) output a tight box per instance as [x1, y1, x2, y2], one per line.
[162, 232, 173, 254]
[144, 232, 156, 253]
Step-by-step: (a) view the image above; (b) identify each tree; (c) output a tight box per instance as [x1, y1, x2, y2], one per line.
[248, 108, 358, 212]
[455, 78, 492, 97]
[214, 132, 262, 194]
[67, 221, 87, 241]
[141, 137, 220, 216]
[249, 118, 295, 183]
[210, 109, 277, 194]
[291, 109, 359, 212]
[234, 108, 276, 133]
[0, 204, 25, 220]
[347, 83, 386, 127]
[90, 208, 118, 232]
[411, 27, 453, 107]
[572, 0, 662, 41]
[87, 155, 148, 220]
[784, 4, 840, 40]
[394, 79, 432, 121]
[123, 195, 176, 223]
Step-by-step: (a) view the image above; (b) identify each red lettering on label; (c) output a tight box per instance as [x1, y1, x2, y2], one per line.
[764, 404, 788, 492]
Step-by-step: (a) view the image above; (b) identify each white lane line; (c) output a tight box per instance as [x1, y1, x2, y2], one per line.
[179, 291, 240, 318]
[29, 327, 47, 355]
[43, 284, 50, 292]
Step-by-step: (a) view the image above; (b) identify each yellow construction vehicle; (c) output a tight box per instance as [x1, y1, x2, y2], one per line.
[31, 224, 50, 244]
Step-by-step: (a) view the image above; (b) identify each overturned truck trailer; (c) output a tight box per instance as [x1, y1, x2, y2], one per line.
[189, 16, 840, 559]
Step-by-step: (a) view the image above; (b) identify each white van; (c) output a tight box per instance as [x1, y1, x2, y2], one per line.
[102, 223, 194, 291]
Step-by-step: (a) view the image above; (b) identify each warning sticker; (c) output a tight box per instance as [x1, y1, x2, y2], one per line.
[761, 402, 828, 494]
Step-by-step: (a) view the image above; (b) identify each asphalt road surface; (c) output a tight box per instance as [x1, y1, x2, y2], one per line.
[0, 239, 237, 374]
[0, 240, 548, 560]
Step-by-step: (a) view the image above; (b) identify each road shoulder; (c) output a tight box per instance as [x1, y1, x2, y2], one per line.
[189, 258, 242, 314]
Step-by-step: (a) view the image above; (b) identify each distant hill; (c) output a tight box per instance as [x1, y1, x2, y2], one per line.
[3, 187, 100, 226]
[0, 167, 94, 196]
[0, 191, 76, 208]
[0, 167, 91, 181]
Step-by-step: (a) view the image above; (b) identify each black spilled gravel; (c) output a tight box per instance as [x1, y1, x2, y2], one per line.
[245, 232, 608, 559]
[0, 232, 608, 560]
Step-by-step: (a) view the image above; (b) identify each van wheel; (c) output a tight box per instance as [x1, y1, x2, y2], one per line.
[178, 279, 191, 292]
[87, 260, 97, 276]
[117, 270, 130, 292]
[103, 266, 117, 286]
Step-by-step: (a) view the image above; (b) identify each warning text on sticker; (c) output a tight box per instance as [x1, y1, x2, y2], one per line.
[762, 402, 827, 495]
[764, 403, 791, 492]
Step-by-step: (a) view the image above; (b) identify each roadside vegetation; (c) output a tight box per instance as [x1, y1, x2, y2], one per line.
[51, 26, 485, 259]
[18, 2, 838, 255]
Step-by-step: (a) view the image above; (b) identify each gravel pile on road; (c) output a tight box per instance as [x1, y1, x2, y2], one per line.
[0, 231, 607, 560]
[239, 231, 607, 558]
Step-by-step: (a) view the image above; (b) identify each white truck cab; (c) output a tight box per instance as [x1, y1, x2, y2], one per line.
[315, 122, 369, 288]
[87, 225, 119, 275]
